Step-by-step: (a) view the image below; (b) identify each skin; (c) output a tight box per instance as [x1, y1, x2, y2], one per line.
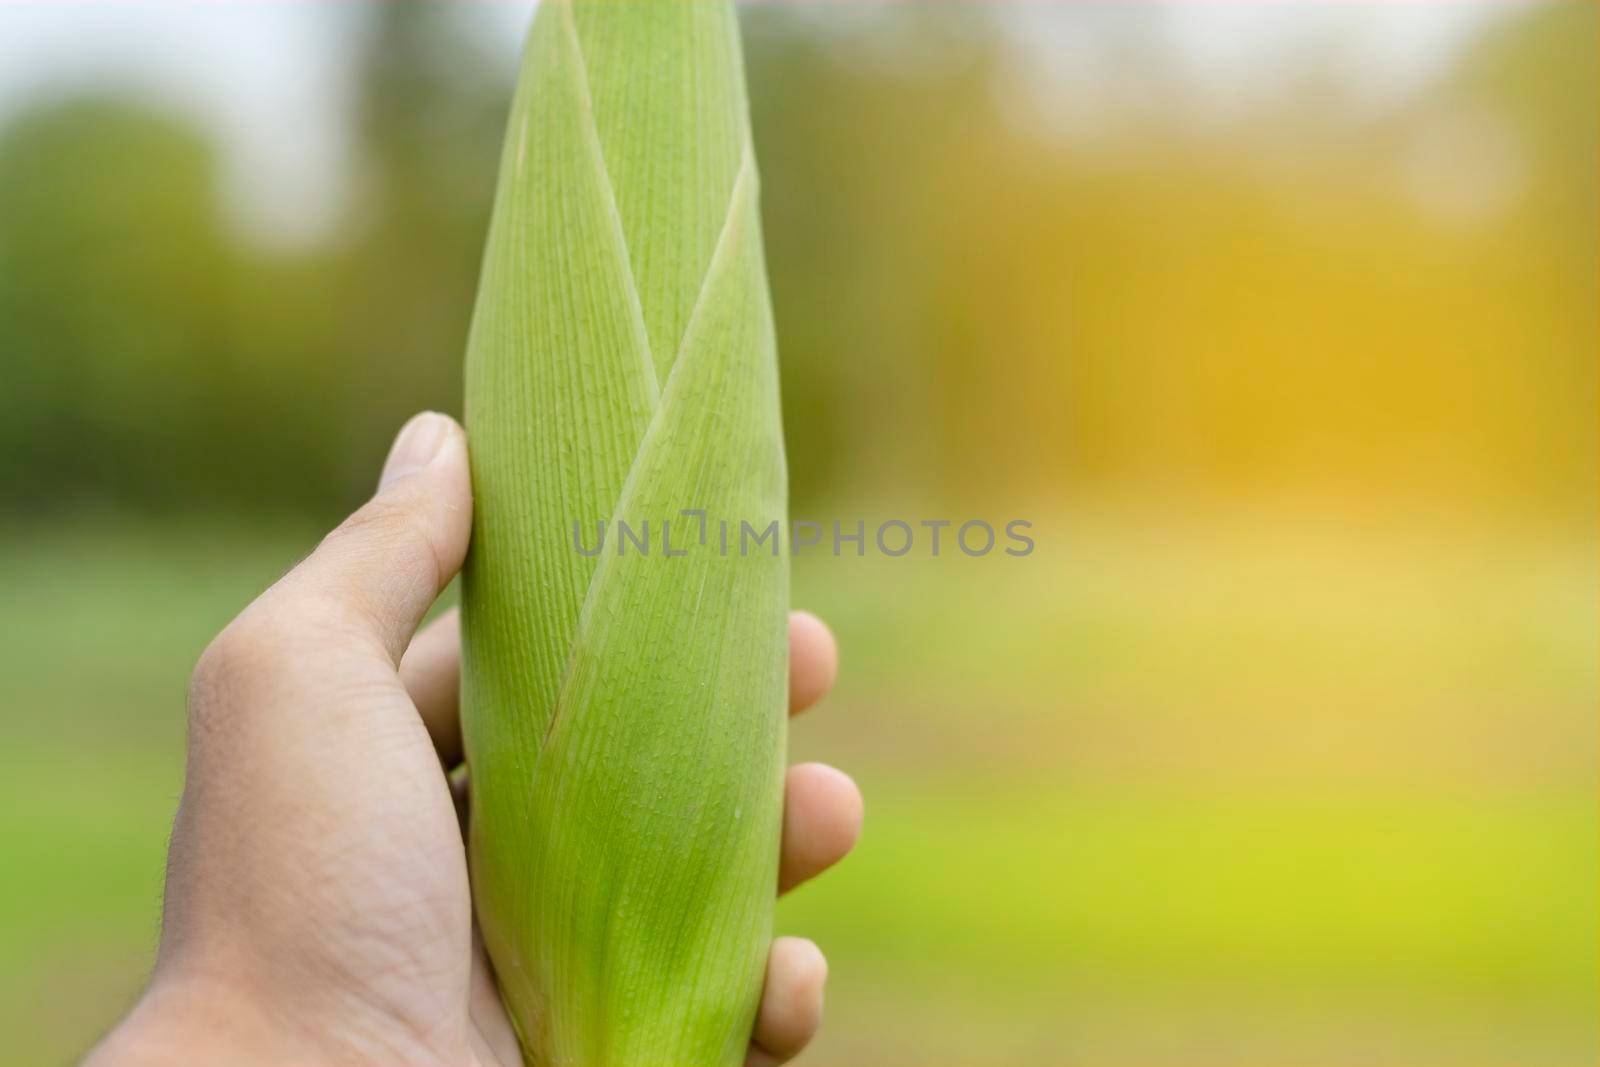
[86, 412, 864, 1067]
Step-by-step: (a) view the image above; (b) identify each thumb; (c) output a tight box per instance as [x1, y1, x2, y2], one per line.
[278, 411, 472, 665]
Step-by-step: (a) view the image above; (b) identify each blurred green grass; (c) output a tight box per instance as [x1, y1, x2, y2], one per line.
[0, 521, 305, 1064]
[1, 508, 1593, 1066]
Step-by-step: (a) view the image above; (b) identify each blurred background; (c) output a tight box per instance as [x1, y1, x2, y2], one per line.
[0, 1, 1594, 1064]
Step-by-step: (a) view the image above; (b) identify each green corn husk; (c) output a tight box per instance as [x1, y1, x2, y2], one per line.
[459, 0, 787, 1063]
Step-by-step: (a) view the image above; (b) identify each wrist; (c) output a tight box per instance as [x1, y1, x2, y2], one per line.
[84, 972, 294, 1067]
[85, 961, 457, 1067]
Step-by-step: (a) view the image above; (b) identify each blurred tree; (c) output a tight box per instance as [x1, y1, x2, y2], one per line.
[744, 4, 1009, 509]
[748, 0, 1596, 516]
[1450, 0, 1598, 519]
[331, 2, 512, 495]
[0, 101, 235, 509]
[0, 7, 516, 517]
[0, 1, 1589, 523]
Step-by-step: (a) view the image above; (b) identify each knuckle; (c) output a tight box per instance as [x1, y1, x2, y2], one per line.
[330, 494, 446, 595]
[187, 613, 287, 731]
[189, 626, 239, 709]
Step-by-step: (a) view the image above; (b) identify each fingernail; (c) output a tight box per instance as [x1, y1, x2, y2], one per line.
[380, 412, 450, 490]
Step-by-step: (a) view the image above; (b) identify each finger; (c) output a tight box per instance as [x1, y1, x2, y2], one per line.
[274, 412, 472, 664]
[788, 611, 837, 715]
[399, 607, 462, 765]
[746, 937, 827, 1067]
[779, 763, 863, 894]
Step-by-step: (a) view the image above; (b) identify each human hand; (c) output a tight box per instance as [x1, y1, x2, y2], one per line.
[86, 412, 864, 1067]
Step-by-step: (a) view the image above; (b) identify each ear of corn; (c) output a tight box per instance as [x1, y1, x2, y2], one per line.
[459, 0, 788, 1063]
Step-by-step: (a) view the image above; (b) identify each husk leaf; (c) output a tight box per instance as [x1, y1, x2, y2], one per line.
[460, 0, 788, 1063]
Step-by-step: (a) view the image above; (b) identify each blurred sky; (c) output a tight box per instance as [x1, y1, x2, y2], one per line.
[0, 1, 1524, 247]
